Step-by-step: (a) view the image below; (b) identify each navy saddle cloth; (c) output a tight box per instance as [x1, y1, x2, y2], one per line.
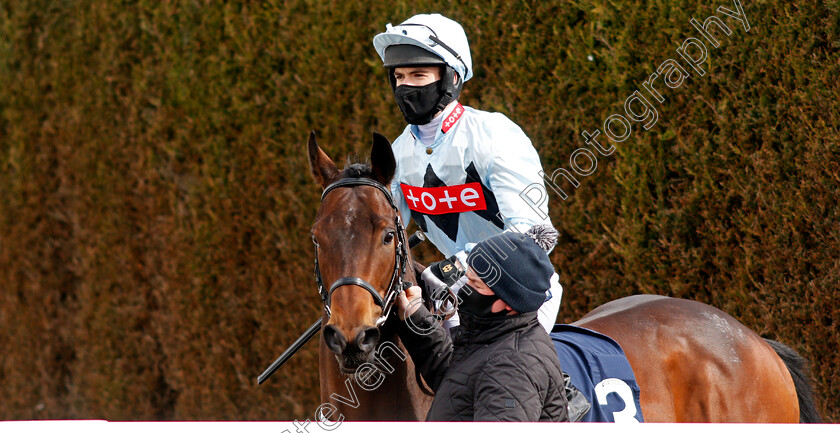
[550, 324, 645, 423]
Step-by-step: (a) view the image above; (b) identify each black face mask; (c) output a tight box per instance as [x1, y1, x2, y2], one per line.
[393, 81, 442, 125]
[458, 287, 508, 318]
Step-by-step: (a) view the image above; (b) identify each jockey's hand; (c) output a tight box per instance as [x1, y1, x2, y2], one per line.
[420, 255, 463, 294]
[396, 285, 423, 321]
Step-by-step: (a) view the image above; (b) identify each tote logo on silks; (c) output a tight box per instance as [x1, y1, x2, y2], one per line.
[441, 103, 464, 133]
[400, 182, 487, 215]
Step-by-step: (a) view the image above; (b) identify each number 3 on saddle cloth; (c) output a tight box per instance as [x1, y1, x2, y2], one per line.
[551, 324, 646, 423]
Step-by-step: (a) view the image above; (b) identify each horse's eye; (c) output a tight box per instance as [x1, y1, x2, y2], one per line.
[384, 232, 395, 245]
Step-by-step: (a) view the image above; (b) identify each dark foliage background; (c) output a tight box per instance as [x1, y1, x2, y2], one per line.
[0, 0, 837, 421]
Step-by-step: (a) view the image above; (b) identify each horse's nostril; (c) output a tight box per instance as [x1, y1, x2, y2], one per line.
[323, 325, 347, 355]
[356, 326, 380, 353]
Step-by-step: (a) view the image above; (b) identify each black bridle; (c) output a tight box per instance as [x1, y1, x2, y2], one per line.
[313, 177, 410, 327]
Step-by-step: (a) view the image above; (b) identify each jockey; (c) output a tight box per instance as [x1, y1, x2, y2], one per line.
[373, 13, 562, 332]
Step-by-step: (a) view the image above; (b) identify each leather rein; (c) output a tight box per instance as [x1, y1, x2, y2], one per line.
[313, 177, 411, 327]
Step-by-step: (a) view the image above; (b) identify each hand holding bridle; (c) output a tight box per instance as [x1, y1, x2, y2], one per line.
[396, 285, 424, 321]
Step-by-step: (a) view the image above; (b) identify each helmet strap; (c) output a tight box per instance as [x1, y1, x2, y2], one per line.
[436, 65, 463, 109]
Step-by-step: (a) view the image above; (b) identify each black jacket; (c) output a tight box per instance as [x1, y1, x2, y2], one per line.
[398, 306, 569, 421]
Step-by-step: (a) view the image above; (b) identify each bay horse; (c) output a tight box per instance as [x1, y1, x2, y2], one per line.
[306, 131, 820, 422]
[308, 131, 433, 420]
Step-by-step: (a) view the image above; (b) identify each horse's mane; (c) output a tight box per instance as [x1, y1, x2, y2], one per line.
[342, 158, 373, 179]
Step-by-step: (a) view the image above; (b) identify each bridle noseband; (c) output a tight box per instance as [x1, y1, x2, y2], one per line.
[313, 177, 410, 327]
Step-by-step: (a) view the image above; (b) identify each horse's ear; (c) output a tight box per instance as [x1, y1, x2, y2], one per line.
[370, 132, 396, 185]
[308, 131, 340, 189]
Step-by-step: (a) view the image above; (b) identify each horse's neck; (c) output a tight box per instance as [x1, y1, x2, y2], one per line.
[319, 326, 432, 421]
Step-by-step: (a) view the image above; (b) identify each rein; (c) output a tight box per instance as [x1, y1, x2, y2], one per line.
[313, 177, 411, 327]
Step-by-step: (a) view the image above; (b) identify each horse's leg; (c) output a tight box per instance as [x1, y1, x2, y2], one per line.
[575, 295, 800, 423]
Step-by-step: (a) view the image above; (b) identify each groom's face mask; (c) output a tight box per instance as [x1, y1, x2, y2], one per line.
[457, 286, 508, 318]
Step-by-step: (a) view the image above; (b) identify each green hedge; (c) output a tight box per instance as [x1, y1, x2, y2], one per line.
[1, 0, 837, 421]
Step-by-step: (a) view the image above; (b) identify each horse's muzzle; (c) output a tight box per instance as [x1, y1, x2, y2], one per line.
[323, 324, 380, 371]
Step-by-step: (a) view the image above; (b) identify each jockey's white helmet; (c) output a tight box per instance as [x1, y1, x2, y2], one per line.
[373, 13, 473, 83]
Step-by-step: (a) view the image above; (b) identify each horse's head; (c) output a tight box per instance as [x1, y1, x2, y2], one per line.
[307, 131, 409, 373]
